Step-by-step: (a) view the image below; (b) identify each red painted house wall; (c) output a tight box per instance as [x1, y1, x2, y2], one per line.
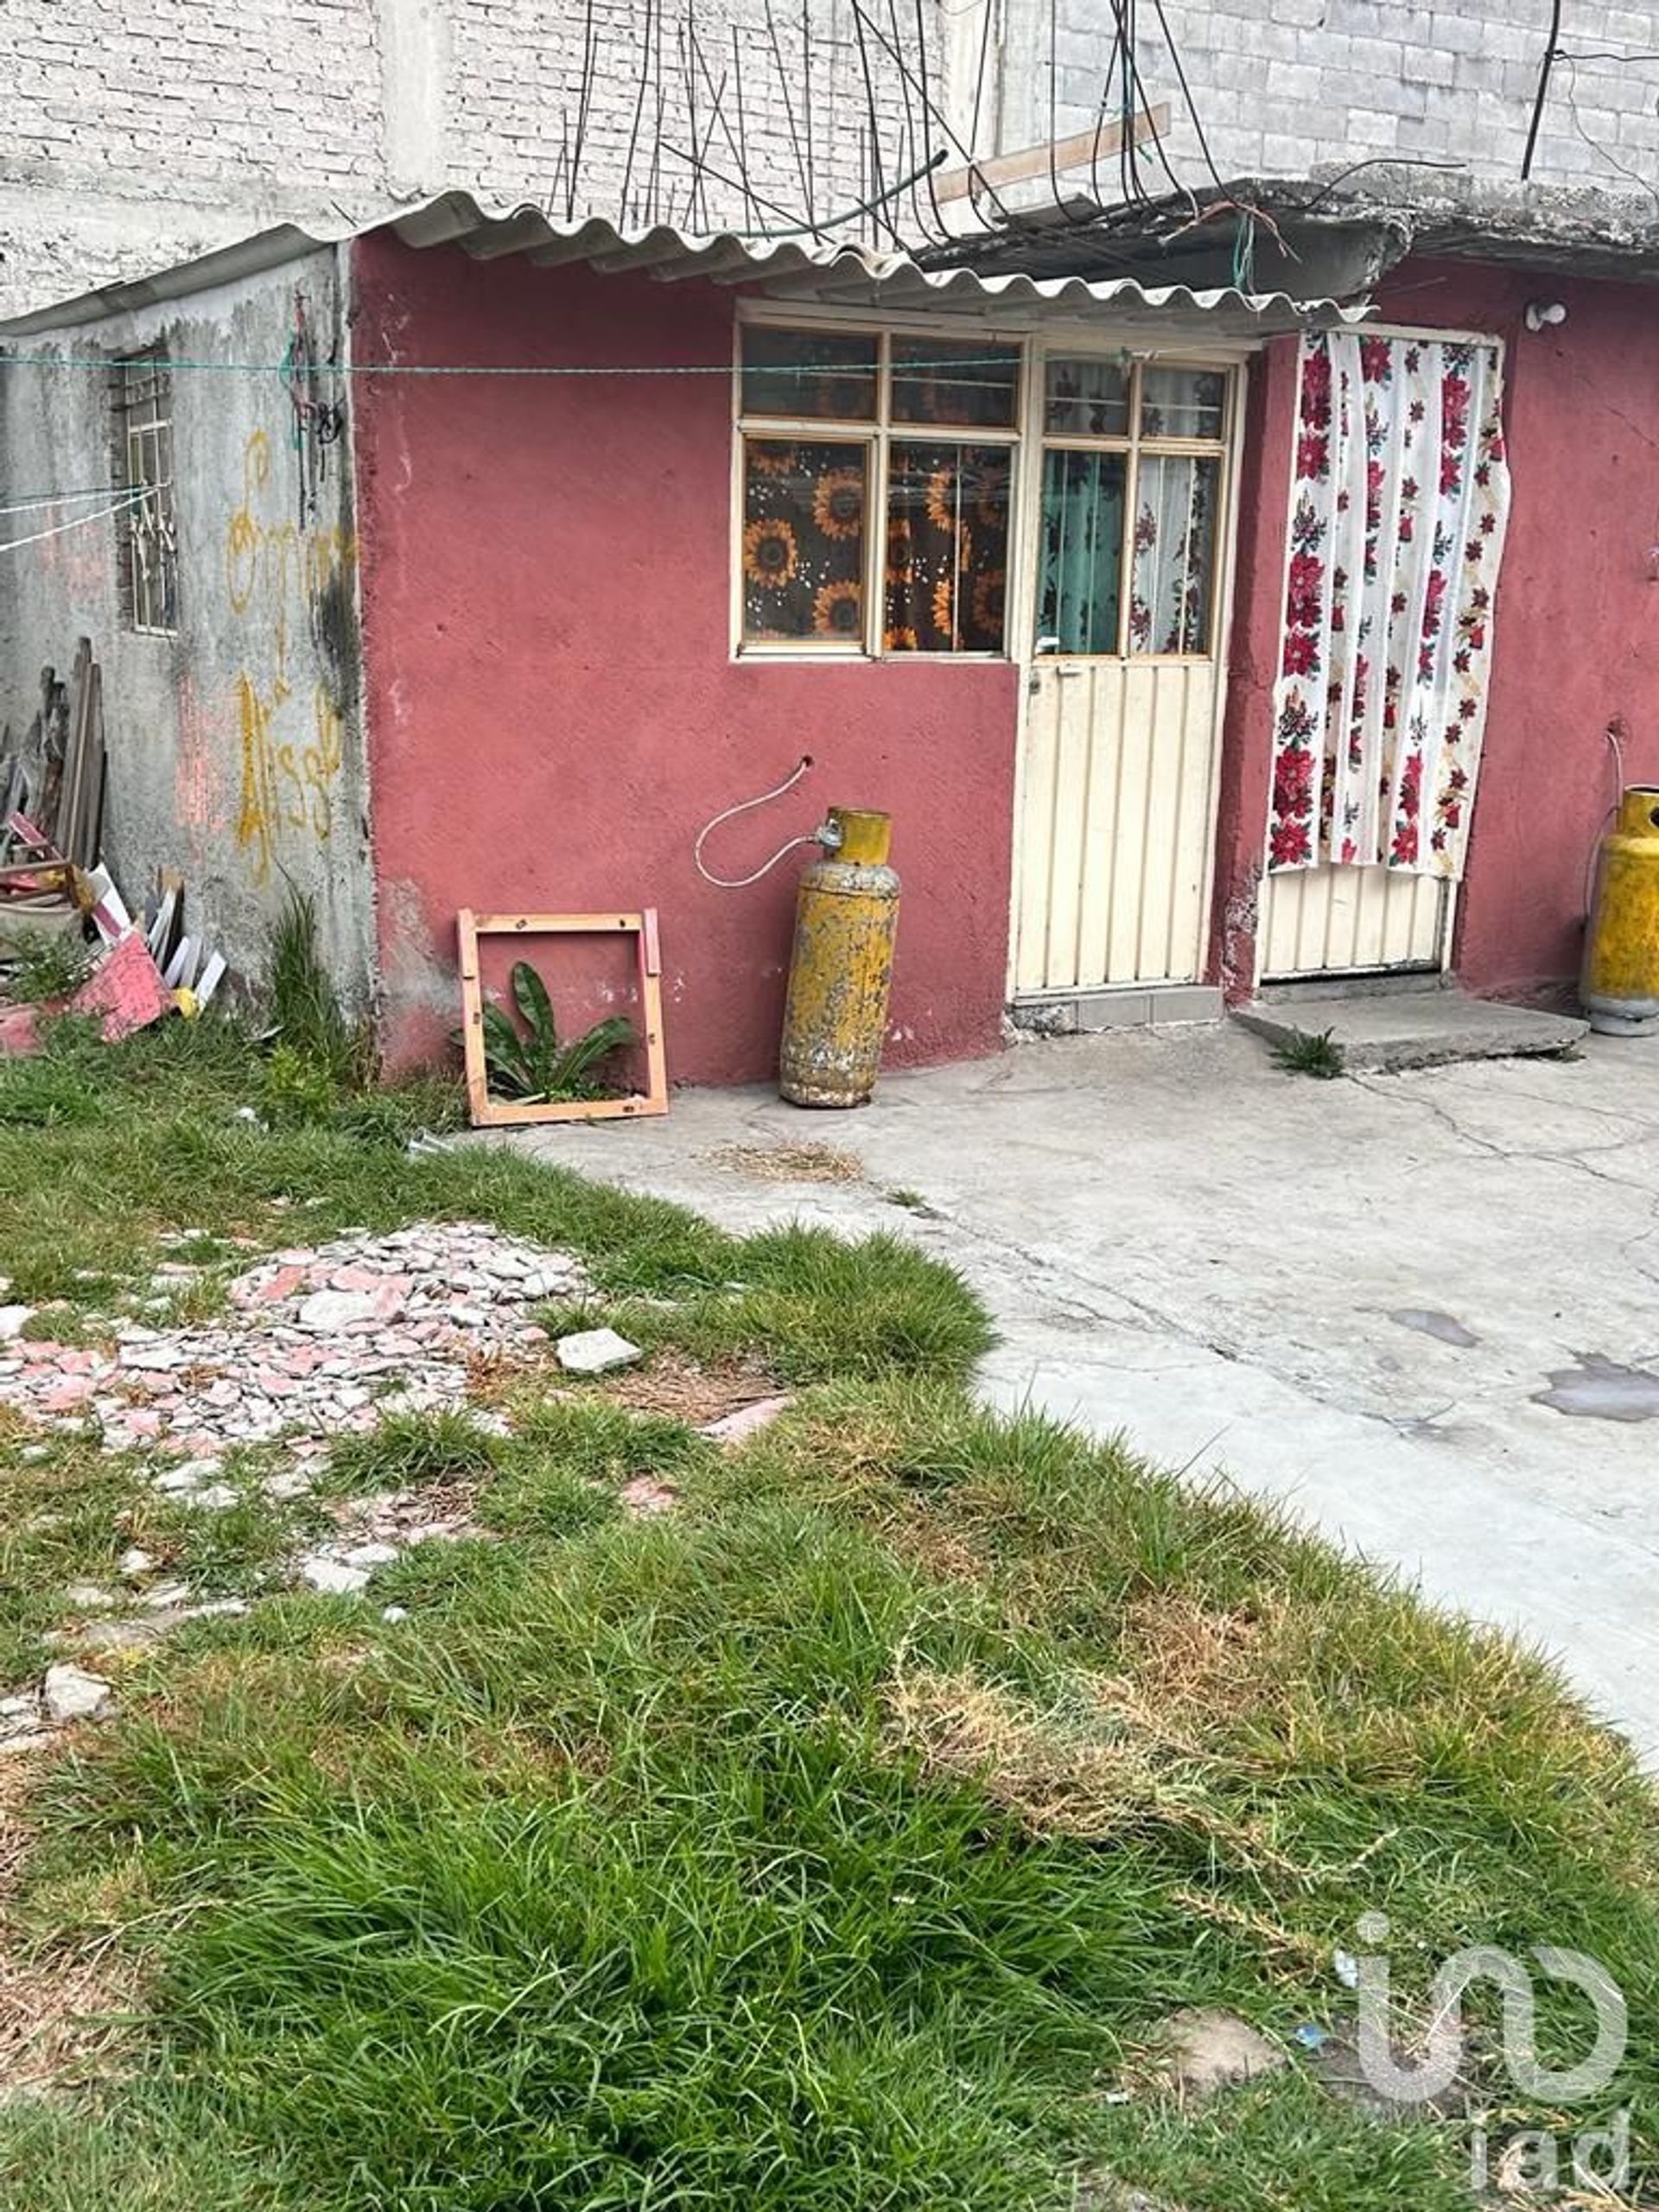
[1208, 334, 1298, 1001]
[349, 235, 1017, 1085]
[1213, 260, 1659, 1006]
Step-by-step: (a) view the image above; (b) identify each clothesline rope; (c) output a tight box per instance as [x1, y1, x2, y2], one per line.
[0, 486, 151, 556]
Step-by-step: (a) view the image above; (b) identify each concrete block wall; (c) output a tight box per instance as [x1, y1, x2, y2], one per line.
[0, 0, 927, 321]
[1005, 0, 1659, 200]
[0, 251, 377, 1009]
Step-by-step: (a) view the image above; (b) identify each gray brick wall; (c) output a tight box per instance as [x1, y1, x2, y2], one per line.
[1010, 0, 1659, 204]
[8, 0, 1658, 321]
[0, 0, 922, 318]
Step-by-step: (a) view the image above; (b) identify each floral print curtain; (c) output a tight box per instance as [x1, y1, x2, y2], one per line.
[1267, 331, 1511, 879]
[1130, 454, 1220, 655]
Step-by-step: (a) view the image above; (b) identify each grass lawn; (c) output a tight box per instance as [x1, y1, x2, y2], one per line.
[0, 1018, 1654, 2211]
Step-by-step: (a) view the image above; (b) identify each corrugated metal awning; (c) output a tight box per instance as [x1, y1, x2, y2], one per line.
[387, 195, 1372, 337]
[0, 192, 1373, 341]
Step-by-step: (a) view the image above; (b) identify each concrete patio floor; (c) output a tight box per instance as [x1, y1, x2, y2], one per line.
[501, 1025, 1659, 1764]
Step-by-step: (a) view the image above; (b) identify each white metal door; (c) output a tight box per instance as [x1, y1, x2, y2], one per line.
[1014, 659, 1222, 990]
[1009, 355, 1239, 997]
[1261, 865, 1448, 979]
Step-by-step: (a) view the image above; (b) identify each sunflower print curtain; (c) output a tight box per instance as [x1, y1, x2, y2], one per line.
[883, 442, 1010, 652]
[1267, 330, 1511, 880]
[741, 440, 868, 642]
[741, 437, 1010, 652]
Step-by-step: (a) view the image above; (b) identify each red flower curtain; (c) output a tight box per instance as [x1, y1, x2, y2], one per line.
[1267, 331, 1511, 879]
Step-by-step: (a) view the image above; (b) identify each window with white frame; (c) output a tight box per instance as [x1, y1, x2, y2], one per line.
[1037, 357, 1230, 657]
[734, 322, 1234, 662]
[737, 323, 1020, 656]
[112, 356, 179, 635]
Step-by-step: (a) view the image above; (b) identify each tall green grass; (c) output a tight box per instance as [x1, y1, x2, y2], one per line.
[0, 1027, 1653, 2212]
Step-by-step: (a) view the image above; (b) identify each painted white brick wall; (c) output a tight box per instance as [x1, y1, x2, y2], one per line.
[1, 0, 927, 318]
[1007, 0, 1659, 203]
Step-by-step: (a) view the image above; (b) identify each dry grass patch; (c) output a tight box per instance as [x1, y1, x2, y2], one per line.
[462, 1344, 550, 1408]
[708, 1140, 864, 1184]
[0, 1745, 139, 2098]
[597, 1348, 779, 1427]
[1116, 1592, 1280, 1724]
[884, 1659, 1319, 1887]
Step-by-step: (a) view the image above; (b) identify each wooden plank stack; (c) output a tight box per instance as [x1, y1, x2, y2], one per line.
[0, 638, 229, 1032]
[0, 639, 105, 920]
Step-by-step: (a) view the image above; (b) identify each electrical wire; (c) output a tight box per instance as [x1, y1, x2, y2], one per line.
[1146, 0, 1227, 197]
[693, 754, 817, 887]
[1103, 0, 1195, 213]
[1554, 54, 1659, 211]
[1300, 154, 1468, 213]
[1522, 0, 1565, 180]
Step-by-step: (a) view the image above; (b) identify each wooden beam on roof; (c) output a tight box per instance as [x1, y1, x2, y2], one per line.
[932, 102, 1171, 206]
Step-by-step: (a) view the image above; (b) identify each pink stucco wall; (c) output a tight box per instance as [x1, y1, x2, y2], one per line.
[350, 236, 1017, 1086]
[1213, 260, 1659, 1006]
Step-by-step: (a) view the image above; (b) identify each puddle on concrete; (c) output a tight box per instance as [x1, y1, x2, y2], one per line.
[1389, 1308, 1480, 1348]
[1534, 1353, 1659, 1422]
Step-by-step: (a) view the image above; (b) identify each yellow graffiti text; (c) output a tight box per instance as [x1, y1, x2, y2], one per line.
[235, 677, 348, 888]
[226, 429, 357, 880]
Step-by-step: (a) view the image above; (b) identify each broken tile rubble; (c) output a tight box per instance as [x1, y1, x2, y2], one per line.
[0, 1221, 590, 1465]
[1, 1220, 798, 1746]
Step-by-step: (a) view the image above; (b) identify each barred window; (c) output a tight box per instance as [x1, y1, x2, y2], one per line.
[112, 357, 179, 635]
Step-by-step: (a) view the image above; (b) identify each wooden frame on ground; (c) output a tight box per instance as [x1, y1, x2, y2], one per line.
[456, 907, 669, 1128]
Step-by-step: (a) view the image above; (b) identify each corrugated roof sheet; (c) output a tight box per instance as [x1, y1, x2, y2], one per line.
[0, 192, 1374, 340]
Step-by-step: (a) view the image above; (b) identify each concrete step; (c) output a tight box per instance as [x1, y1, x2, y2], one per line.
[1233, 987, 1589, 1073]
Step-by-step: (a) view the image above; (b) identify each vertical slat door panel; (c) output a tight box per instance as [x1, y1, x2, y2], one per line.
[1013, 677, 1062, 994]
[1043, 673, 1092, 988]
[1104, 664, 1155, 982]
[1015, 659, 1221, 991]
[1073, 664, 1122, 988]
[1260, 863, 1446, 979]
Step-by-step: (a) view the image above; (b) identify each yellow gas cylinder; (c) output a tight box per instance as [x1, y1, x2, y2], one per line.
[1584, 785, 1659, 1037]
[779, 808, 900, 1107]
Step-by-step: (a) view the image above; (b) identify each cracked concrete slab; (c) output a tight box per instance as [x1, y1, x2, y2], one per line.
[1235, 988, 1587, 1071]
[491, 1027, 1659, 1764]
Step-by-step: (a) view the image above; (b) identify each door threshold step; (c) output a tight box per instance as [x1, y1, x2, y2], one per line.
[1256, 969, 1444, 1004]
[1009, 984, 1223, 1035]
[1233, 988, 1588, 1072]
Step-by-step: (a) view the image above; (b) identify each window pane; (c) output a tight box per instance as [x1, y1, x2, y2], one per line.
[1044, 357, 1129, 437]
[741, 327, 878, 419]
[1140, 366, 1227, 440]
[884, 442, 1010, 653]
[1037, 449, 1125, 655]
[741, 439, 867, 645]
[1129, 454, 1220, 654]
[891, 338, 1020, 429]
